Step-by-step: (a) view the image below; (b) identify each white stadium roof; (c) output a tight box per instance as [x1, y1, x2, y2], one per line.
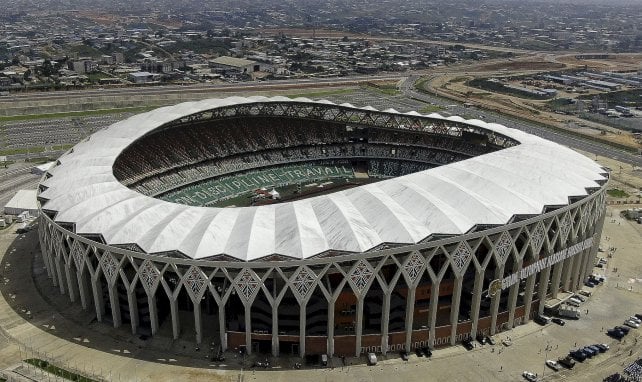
[38, 96, 607, 261]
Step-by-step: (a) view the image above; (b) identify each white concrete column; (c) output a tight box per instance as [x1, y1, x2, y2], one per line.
[194, 301, 202, 345]
[218, 304, 227, 351]
[54, 257, 65, 294]
[170, 297, 180, 340]
[428, 283, 440, 348]
[404, 287, 416, 351]
[469, 271, 484, 338]
[148, 295, 159, 335]
[76, 270, 89, 309]
[507, 259, 523, 329]
[549, 261, 563, 298]
[489, 265, 504, 335]
[355, 298, 364, 357]
[299, 303, 306, 358]
[579, 248, 592, 284]
[449, 277, 463, 345]
[571, 249, 583, 291]
[91, 277, 105, 322]
[561, 256, 574, 291]
[244, 304, 252, 355]
[127, 290, 139, 334]
[522, 273, 536, 321]
[381, 288, 392, 354]
[537, 265, 552, 315]
[271, 304, 279, 356]
[108, 284, 122, 328]
[327, 299, 335, 357]
[65, 263, 77, 302]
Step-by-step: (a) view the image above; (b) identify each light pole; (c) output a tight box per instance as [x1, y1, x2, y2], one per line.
[542, 341, 550, 378]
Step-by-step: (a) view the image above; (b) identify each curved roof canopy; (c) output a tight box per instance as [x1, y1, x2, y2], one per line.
[38, 96, 607, 261]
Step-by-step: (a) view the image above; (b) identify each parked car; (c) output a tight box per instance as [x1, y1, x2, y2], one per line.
[634, 313, 642, 321]
[624, 319, 640, 328]
[585, 281, 597, 288]
[414, 347, 424, 357]
[502, 338, 513, 347]
[572, 294, 587, 302]
[595, 343, 609, 352]
[522, 371, 538, 381]
[400, 351, 409, 361]
[578, 290, 592, 297]
[629, 316, 642, 325]
[421, 347, 432, 358]
[321, 354, 328, 366]
[367, 353, 377, 366]
[462, 339, 474, 351]
[615, 325, 630, 335]
[570, 349, 587, 362]
[607, 328, 625, 339]
[546, 359, 562, 371]
[558, 356, 576, 369]
[588, 345, 601, 355]
[476, 334, 487, 345]
[582, 346, 596, 358]
[552, 317, 566, 326]
[535, 315, 551, 325]
[485, 336, 496, 345]
[567, 298, 581, 307]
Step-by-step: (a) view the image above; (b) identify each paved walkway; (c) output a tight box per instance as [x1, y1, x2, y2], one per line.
[0, 205, 640, 382]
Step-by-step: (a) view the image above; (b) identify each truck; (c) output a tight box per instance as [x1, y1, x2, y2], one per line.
[558, 305, 581, 319]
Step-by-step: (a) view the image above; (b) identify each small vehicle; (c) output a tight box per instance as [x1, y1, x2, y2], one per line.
[572, 294, 587, 302]
[551, 317, 566, 326]
[535, 315, 551, 325]
[421, 347, 432, 357]
[629, 316, 642, 325]
[585, 281, 597, 288]
[400, 351, 409, 361]
[582, 346, 596, 358]
[582, 346, 595, 358]
[607, 328, 625, 339]
[595, 343, 609, 352]
[588, 345, 601, 354]
[415, 347, 424, 357]
[522, 371, 538, 381]
[635, 313, 642, 321]
[253, 360, 270, 368]
[570, 349, 587, 362]
[462, 339, 474, 351]
[546, 359, 562, 371]
[321, 354, 328, 366]
[578, 290, 592, 297]
[367, 352, 377, 366]
[485, 336, 496, 345]
[476, 334, 487, 345]
[502, 338, 513, 347]
[558, 356, 576, 369]
[615, 325, 630, 335]
[566, 298, 581, 307]
[624, 319, 640, 328]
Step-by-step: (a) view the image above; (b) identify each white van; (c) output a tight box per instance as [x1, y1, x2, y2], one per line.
[367, 353, 377, 366]
[567, 298, 581, 307]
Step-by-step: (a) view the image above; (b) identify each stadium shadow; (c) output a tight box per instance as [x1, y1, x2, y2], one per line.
[0, 224, 277, 372]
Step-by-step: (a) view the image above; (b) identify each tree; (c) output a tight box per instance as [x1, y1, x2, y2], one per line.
[39, 59, 56, 77]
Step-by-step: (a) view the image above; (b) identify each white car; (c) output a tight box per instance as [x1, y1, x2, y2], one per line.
[569, 297, 583, 305]
[523, 371, 538, 381]
[546, 360, 562, 371]
[367, 352, 377, 366]
[624, 319, 640, 328]
[629, 316, 642, 325]
[572, 294, 587, 302]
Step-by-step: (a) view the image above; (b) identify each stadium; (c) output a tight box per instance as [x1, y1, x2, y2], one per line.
[36, 96, 608, 359]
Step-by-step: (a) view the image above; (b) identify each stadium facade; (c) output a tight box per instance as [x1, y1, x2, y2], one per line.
[37, 96, 608, 358]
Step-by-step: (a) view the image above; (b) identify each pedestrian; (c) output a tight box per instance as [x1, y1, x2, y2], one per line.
[500, 366, 503, 371]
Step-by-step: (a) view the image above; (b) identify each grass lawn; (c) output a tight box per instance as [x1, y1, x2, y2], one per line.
[606, 189, 629, 198]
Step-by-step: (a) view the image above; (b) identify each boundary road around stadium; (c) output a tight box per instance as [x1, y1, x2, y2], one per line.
[0, 194, 640, 380]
